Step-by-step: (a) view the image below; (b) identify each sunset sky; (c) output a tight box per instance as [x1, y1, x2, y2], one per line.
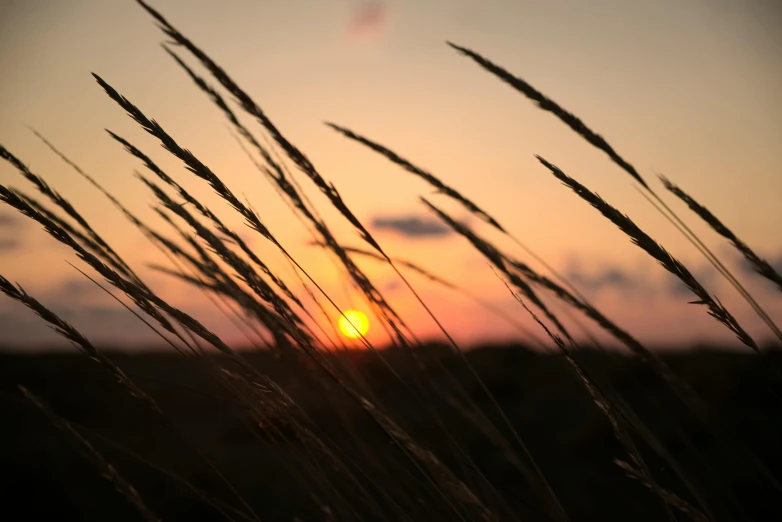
[1, 0, 781, 350]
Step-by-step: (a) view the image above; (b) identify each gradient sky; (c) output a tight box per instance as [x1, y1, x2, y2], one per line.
[1, 0, 781, 350]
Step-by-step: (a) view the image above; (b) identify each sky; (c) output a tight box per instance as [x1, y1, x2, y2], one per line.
[1, 0, 781, 351]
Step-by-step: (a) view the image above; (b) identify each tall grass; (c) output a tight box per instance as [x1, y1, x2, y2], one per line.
[1, 1, 780, 520]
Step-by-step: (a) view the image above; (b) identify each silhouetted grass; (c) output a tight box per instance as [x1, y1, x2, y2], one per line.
[1, 1, 780, 521]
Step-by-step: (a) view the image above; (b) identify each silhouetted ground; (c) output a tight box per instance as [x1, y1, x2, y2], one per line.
[1, 343, 781, 521]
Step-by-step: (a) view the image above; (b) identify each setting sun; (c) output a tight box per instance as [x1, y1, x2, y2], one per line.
[338, 310, 370, 339]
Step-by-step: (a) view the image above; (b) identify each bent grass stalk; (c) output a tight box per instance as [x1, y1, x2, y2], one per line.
[535, 156, 759, 353]
[325, 122, 593, 309]
[660, 175, 782, 293]
[447, 42, 782, 344]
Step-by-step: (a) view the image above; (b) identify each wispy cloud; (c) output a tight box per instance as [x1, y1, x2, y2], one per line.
[565, 258, 718, 300]
[0, 212, 20, 228]
[566, 265, 639, 293]
[0, 212, 23, 253]
[0, 238, 21, 252]
[346, 0, 390, 39]
[49, 278, 109, 302]
[0, 304, 158, 348]
[371, 214, 452, 238]
[735, 249, 782, 281]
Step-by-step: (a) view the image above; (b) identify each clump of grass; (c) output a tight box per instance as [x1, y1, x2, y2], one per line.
[321, 122, 702, 406]
[0, 146, 142, 286]
[535, 156, 759, 353]
[447, 41, 782, 345]
[133, 6, 573, 516]
[5, 142, 505, 521]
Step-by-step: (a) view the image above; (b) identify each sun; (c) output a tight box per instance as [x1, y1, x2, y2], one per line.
[338, 310, 370, 339]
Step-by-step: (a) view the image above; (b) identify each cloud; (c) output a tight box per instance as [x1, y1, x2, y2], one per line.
[735, 250, 782, 279]
[0, 212, 24, 253]
[382, 278, 402, 293]
[0, 238, 21, 252]
[564, 258, 718, 299]
[346, 0, 390, 38]
[666, 278, 696, 298]
[566, 266, 639, 294]
[50, 278, 108, 301]
[707, 244, 782, 293]
[371, 214, 452, 238]
[0, 213, 20, 228]
[0, 303, 158, 348]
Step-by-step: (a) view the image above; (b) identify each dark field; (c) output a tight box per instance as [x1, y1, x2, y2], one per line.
[2, 345, 781, 521]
